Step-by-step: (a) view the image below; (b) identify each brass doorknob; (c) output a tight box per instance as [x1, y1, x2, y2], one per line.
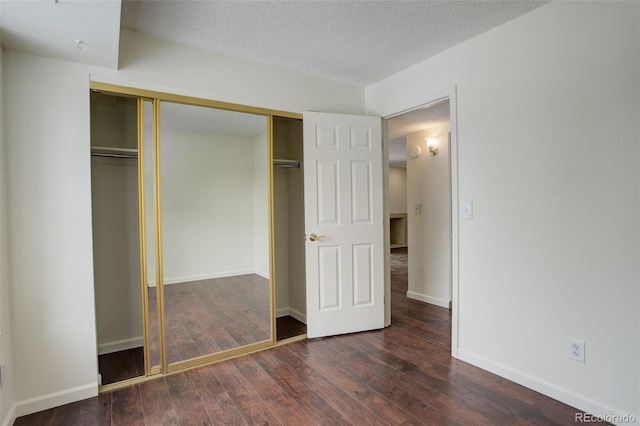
[308, 233, 325, 242]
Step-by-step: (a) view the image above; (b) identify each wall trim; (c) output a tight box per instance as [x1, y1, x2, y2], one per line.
[13, 382, 98, 419]
[457, 349, 639, 425]
[275, 307, 307, 324]
[1, 404, 17, 426]
[97, 336, 143, 355]
[276, 308, 290, 318]
[288, 308, 307, 324]
[406, 291, 450, 309]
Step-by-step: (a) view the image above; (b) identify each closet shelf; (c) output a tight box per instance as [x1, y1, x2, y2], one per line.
[273, 159, 302, 169]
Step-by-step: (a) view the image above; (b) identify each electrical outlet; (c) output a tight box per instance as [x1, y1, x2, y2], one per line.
[568, 338, 585, 363]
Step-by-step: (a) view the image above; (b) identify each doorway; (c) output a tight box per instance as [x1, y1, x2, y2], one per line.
[386, 98, 452, 348]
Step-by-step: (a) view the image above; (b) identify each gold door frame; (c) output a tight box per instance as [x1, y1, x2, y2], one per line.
[91, 81, 303, 391]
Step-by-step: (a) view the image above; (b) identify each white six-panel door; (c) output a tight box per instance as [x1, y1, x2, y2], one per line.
[303, 112, 384, 338]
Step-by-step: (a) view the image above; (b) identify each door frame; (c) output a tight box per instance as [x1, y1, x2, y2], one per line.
[379, 86, 459, 359]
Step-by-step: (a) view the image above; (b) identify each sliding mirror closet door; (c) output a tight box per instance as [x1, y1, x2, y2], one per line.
[158, 102, 272, 368]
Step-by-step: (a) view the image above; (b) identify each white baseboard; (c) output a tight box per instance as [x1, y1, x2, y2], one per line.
[1, 404, 17, 426]
[13, 382, 98, 419]
[148, 269, 258, 287]
[275, 307, 307, 324]
[289, 308, 307, 324]
[406, 291, 450, 308]
[457, 349, 639, 425]
[276, 308, 290, 318]
[97, 336, 143, 355]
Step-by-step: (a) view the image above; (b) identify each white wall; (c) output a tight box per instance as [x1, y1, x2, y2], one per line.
[3, 31, 363, 416]
[367, 1, 640, 419]
[4, 51, 99, 416]
[0, 40, 17, 425]
[406, 127, 451, 308]
[388, 166, 407, 214]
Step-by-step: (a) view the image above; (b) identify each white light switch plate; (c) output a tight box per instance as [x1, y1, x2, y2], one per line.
[461, 201, 473, 219]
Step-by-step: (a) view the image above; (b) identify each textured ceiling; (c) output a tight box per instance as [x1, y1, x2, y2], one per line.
[121, 0, 548, 87]
[1, 0, 542, 155]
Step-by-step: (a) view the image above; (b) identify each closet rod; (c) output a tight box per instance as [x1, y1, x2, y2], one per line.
[91, 146, 138, 160]
[273, 159, 301, 169]
[91, 152, 138, 159]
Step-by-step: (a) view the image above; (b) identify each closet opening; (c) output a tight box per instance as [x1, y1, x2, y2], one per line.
[90, 92, 148, 386]
[272, 117, 307, 342]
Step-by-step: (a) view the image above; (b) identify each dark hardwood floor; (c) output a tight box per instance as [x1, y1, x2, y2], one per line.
[276, 315, 307, 341]
[98, 348, 144, 386]
[390, 247, 451, 348]
[17, 250, 606, 425]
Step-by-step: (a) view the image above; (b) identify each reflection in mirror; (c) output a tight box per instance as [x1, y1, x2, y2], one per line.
[90, 92, 144, 385]
[158, 102, 271, 365]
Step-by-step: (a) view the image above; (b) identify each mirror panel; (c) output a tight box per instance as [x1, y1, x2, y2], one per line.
[158, 101, 272, 365]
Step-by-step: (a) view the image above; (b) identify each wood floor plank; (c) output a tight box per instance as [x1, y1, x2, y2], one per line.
[285, 341, 416, 425]
[232, 354, 316, 425]
[139, 377, 179, 425]
[211, 355, 283, 425]
[293, 337, 436, 424]
[165, 371, 212, 426]
[354, 327, 454, 380]
[321, 335, 466, 425]
[528, 396, 610, 426]
[350, 331, 518, 425]
[188, 365, 248, 425]
[251, 349, 350, 425]
[77, 392, 112, 426]
[111, 385, 145, 426]
[271, 344, 391, 425]
[355, 330, 549, 425]
[346, 330, 551, 425]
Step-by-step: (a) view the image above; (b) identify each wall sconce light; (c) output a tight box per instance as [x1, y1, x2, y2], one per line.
[426, 137, 439, 156]
[409, 146, 422, 159]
